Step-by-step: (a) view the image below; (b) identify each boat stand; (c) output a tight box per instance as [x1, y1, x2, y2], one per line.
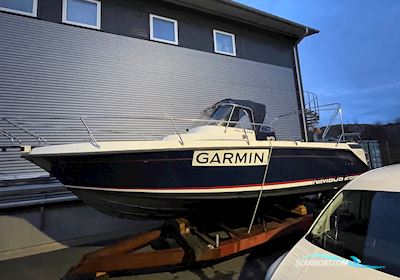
[63, 211, 313, 280]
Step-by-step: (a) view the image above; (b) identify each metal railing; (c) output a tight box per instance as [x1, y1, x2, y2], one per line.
[304, 91, 320, 118]
[0, 100, 349, 149]
[0, 112, 302, 149]
[264, 106, 347, 144]
[303, 91, 348, 143]
[1, 117, 46, 145]
[318, 103, 345, 141]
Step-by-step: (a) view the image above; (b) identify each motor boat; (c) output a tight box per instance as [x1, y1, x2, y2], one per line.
[22, 99, 369, 219]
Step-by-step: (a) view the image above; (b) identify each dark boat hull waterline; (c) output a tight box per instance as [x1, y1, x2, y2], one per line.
[24, 145, 369, 219]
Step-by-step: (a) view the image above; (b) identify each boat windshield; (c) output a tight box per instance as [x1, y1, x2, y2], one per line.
[191, 104, 254, 130]
[191, 104, 233, 128]
[306, 190, 400, 277]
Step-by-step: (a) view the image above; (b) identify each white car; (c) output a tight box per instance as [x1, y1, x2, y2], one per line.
[266, 164, 400, 280]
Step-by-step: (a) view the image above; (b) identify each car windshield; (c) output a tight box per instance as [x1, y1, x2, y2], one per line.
[306, 190, 400, 277]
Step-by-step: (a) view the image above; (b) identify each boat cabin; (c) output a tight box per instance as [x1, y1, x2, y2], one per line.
[164, 99, 276, 142]
[193, 99, 276, 140]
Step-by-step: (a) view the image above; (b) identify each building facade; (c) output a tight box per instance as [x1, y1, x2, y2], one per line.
[0, 0, 317, 180]
[0, 0, 317, 258]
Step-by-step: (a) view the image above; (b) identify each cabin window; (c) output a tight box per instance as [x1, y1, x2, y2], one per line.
[234, 108, 253, 130]
[213, 30, 236, 56]
[0, 0, 37, 17]
[150, 14, 178, 45]
[62, 0, 101, 30]
[191, 104, 232, 128]
[227, 107, 253, 129]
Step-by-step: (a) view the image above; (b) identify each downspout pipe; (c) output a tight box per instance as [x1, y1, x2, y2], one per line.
[293, 27, 309, 142]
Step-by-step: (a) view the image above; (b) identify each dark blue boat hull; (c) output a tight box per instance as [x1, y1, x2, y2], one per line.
[24, 147, 369, 219]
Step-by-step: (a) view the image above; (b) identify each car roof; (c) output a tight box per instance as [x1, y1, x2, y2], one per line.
[343, 164, 400, 192]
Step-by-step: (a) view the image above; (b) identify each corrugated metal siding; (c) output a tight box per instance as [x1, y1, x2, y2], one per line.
[0, 12, 301, 180]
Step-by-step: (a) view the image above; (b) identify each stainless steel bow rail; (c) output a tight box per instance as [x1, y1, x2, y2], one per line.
[0, 117, 46, 152]
[0, 117, 46, 146]
[0, 101, 348, 152]
[0, 114, 297, 150]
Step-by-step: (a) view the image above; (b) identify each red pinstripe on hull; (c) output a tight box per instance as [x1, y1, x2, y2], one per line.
[68, 174, 361, 192]
[134, 174, 361, 190]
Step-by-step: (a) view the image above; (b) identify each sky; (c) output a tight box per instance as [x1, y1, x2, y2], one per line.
[236, 0, 400, 124]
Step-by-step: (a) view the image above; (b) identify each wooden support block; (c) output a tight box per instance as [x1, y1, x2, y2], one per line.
[176, 218, 190, 234]
[290, 204, 308, 216]
[95, 272, 109, 280]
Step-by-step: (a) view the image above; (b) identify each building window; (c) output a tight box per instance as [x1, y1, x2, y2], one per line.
[0, 0, 37, 17]
[213, 30, 236, 56]
[150, 14, 178, 45]
[62, 0, 101, 30]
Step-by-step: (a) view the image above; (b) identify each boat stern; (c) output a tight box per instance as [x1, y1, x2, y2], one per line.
[347, 142, 369, 166]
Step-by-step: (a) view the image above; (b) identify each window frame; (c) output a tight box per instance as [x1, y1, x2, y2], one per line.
[62, 0, 101, 30]
[0, 0, 38, 17]
[149, 14, 179, 45]
[213, 29, 237, 57]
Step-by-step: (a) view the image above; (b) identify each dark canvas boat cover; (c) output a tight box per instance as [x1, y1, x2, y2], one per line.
[214, 99, 266, 124]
